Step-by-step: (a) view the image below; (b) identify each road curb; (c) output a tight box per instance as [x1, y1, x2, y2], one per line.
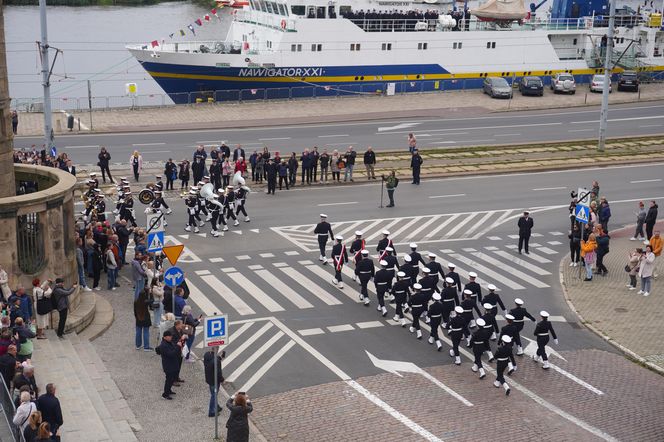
[558, 225, 664, 377]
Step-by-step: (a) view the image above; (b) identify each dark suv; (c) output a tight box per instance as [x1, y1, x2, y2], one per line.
[518, 76, 544, 96]
[618, 71, 639, 92]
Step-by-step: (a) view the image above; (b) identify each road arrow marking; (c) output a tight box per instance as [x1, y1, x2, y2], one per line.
[178, 235, 189, 239]
[377, 122, 421, 132]
[233, 230, 243, 235]
[522, 339, 603, 396]
[250, 229, 260, 233]
[366, 351, 473, 407]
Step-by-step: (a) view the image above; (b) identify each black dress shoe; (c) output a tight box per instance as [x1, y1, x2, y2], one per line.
[162, 394, 172, 400]
[584, 277, 592, 281]
[167, 391, 176, 395]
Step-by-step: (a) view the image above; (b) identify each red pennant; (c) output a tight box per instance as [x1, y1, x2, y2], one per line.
[195, 18, 203, 26]
[204, 15, 211, 21]
[151, 40, 159, 48]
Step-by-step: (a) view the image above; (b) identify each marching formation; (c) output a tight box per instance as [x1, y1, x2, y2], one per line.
[314, 215, 559, 396]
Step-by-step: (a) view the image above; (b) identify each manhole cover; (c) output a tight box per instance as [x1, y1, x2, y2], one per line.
[614, 307, 628, 313]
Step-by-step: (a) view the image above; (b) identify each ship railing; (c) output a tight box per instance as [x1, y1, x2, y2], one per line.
[233, 9, 297, 32]
[347, 18, 440, 32]
[133, 41, 237, 54]
[345, 17, 599, 32]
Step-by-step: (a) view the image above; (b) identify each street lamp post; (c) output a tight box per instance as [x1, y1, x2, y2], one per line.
[598, 0, 617, 152]
[38, 0, 55, 155]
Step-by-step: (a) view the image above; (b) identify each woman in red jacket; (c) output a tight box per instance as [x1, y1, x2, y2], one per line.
[234, 157, 247, 178]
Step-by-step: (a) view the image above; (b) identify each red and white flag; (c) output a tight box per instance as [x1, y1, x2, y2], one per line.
[150, 40, 159, 48]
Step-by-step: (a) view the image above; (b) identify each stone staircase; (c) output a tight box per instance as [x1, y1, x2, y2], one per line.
[32, 331, 141, 441]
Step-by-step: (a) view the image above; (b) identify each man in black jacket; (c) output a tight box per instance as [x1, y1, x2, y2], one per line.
[98, 146, 112, 183]
[37, 384, 63, 436]
[645, 200, 658, 240]
[204, 349, 225, 417]
[232, 144, 245, 162]
[363, 147, 376, 180]
[164, 158, 177, 190]
[517, 211, 534, 255]
[0, 345, 18, 389]
[410, 149, 423, 185]
[157, 330, 182, 400]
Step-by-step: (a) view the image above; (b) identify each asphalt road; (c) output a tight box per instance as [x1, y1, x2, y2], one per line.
[104, 162, 664, 399]
[17, 100, 664, 165]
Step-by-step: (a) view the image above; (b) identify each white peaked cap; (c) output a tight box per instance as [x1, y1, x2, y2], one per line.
[397, 271, 406, 278]
[355, 231, 363, 236]
[514, 298, 524, 305]
[476, 318, 486, 327]
[448, 263, 456, 268]
[403, 255, 412, 262]
[483, 303, 493, 309]
[379, 260, 388, 267]
[540, 311, 549, 318]
[468, 272, 478, 278]
[422, 267, 431, 273]
[320, 213, 327, 218]
[501, 335, 512, 343]
[413, 283, 422, 290]
[487, 284, 497, 291]
[463, 289, 473, 295]
[386, 247, 393, 252]
[382, 230, 390, 235]
[428, 253, 437, 258]
[505, 314, 515, 320]
[432, 293, 442, 301]
[335, 235, 343, 240]
[445, 277, 455, 284]
[410, 243, 418, 248]
[455, 306, 464, 314]
[361, 249, 369, 255]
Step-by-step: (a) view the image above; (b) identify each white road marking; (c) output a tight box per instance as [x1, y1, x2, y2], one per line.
[324, 141, 359, 146]
[237, 255, 251, 260]
[259, 137, 291, 141]
[305, 264, 362, 303]
[630, 178, 662, 184]
[462, 248, 477, 252]
[255, 269, 314, 309]
[535, 246, 558, 255]
[548, 241, 563, 246]
[317, 134, 349, 138]
[491, 250, 552, 275]
[298, 328, 325, 336]
[248, 265, 263, 270]
[470, 251, 549, 287]
[199, 274, 256, 316]
[529, 243, 542, 247]
[444, 213, 477, 238]
[132, 142, 165, 146]
[196, 321, 253, 349]
[505, 247, 552, 263]
[226, 332, 285, 382]
[425, 214, 462, 240]
[317, 201, 358, 207]
[209, 257, 224, 263]
[335, 220, 367, 239]
[404, 215, 441, 240]
[377, 122, 421, 132]
[284, 251, 300, 256]
[389, 217, 424, 241]
[639, 124, 662, 128]
[227, 272, 285, 312]
[365, 218, 403, 242]
[223, 322, 274, 366]
[494, 133, 521, 137]
[221, 267, 238, 273]
[549, 231, 564, 236]
[327, 324, 355, 333]
[426, 141, 456, 144]
[568, 128, 594, 132]
[487, 236, 501, 241]
[508, 235, 520, 239]
[446, 252, 525, 290]
[239, 340, 296, 393]
[63, 145, 99, 149]
[462, 139, 495, 143]
[277, 266, 342, 305]
[164, 235, 201, 263]
[533, 186, 567, 191]
[465, 211, 496, 236]
[573, 114, 664, 124]
[428, 193, 466, 199]
[531, 233, 543, 237]
[425, 132, 467, 136]
[484, 246, 499, 251]
[259, 253, 275, 258]
[195, 270, 211, 276]
[376, 121, 562, 135]
[184, 280, 221, 317]
[195, 140, 222, 144]
[356, 321, 384, 329]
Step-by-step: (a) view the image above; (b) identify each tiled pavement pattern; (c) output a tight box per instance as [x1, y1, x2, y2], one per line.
[251, 349, 664, 441]
[562, 221, 664, 372]
[14, 84, 664, 137]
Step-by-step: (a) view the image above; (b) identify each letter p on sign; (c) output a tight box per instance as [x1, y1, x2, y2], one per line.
[204, 315, 228, 347]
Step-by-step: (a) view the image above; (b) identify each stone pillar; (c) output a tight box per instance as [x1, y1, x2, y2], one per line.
[0, 4, 16, 197]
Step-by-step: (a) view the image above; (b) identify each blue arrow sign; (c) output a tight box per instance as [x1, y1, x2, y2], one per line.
[164, 266, 184, 287]
[147, 231, 164, 253]
[575, 205, 590, 224]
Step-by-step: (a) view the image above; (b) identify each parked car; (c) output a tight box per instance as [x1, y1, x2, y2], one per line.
[518, 76, 544, 96]
[617, 71, 639, 92]
[589, 74, 612, 93]
[483, 77, 513, 99]
[550, 73, 576, 94]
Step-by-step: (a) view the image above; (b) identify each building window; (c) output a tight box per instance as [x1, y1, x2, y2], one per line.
[381, 43, 392, 51]
[267, 41, 272, 49]
[418, 42, 428, 50]
[492, 42, 496, 48]
[350, 43, 361, 51]
[311, 43, 322, 51]
[17, 212, 45, 274]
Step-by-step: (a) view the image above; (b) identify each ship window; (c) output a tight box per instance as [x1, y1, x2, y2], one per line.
[350, 43, 361, 51]
[311, 43, 322, 51]
[487, 42, 491, 48]
[278, 4, 287, 15]
[418, 42, 428, 50]
[258, 0, 267, 12]
[249, 0, 257, 10]
[382, 43, 392, 51]
[453, 42, 457, 49]
[339, 6, 352, 16]
[291, 5, 305, 15]
[291, 44, 302, 52]
[573, 38, 578, 45]
[492, 42, 496, 48]
[265, 1, 273, 13]
[267, 41, 272, 49]
[317, 6, 326, 18]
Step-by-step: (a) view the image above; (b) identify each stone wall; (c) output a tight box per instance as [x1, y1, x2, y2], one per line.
[0, 165, 78, 305]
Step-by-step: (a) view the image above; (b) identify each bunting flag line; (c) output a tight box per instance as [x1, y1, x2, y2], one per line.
[188, 24, 196, 35]
[204, 14, 210, 21]
[169, 33, 174, 39]
[151, 40, 159, 48]
[195, 18, 203, 26]
[151, 6, 224, 46]
[179, 29, 186, 36]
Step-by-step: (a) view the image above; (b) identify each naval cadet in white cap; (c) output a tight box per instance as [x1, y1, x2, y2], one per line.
[373, 260, 393, 317]
[314, 214, 335, 264]
[494, 335, 514, 396]
[534, 310, 558, 369]
[356, 250, 375, 305]
[349, 231, 365, 281]
[331, 235, 348, 289]
[377, 230, 395, 260]
[508, 298, 536, 355]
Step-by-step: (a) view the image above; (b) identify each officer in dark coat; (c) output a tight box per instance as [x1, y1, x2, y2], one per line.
[425, 253, 445, 286]
[534, 311, 558, 369]
[446, 263, 462, 292]
[470, 318, 491, 379]
[418, 268, 439, 318]
[409, 243, 426, 267]
[314, 214, 334, 264]
[440, 278, 459, 327]
[464, 271, 482, 305]
[402, 254, 418, 287]
[410, 149, 423, 185]
[383, 247, 399, 280]
[517, 211, 534, 254]
[480, 303, 497, 360]
[157, 330, 182, 400]
[408, 283, 428, 340]
[460, 288, 481, 337]
[374, 260, 393, 317]
[391, 271, 410, 326]
[509, 298, 536, 355]
[265, 159, 278, 195]
[349, 231, 365, 282]
[499, 314, 519, 375]
[356, 250, 375, 305]
[427, 293, 444, 351]
[483, 284, 506, 339]
[331, 235, 348, 289]
[447, 306, 466, 365]
[376, 230, 395, 260]
[494, 335, 514, 395]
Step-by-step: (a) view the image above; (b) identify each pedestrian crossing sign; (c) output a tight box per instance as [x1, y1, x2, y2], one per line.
[147, 231, 165, 252]
[575, 205, 590, 224]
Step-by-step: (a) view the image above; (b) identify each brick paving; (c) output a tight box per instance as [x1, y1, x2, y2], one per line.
[562, 221, 664, 372]
[13, 83, 664, 137]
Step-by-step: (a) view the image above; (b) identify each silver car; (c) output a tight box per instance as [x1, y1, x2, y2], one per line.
[483, 77, 513, 99]
[550, 73, 576, 94]
[589, 74, 612, 93]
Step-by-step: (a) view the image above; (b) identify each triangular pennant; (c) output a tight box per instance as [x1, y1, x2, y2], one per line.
[179, 29, 186, 36]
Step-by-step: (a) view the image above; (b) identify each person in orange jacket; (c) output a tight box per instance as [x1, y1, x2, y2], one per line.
[580, 234, 598, 281]
[650, 231, 662, 278]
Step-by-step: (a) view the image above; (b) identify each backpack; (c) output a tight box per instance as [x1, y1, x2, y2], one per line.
[394, 177, 399, 188]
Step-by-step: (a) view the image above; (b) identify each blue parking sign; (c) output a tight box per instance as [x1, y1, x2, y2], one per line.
[204, 315, 228, 347]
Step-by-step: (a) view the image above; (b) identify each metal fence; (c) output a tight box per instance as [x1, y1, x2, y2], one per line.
[10, 70, 664, 112]
[17, 212, 45, 275]
[0, 375, 23, 442]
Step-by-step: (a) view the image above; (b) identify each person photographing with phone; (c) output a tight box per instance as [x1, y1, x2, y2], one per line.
[204, 349, 226, 417]
[182, 306, 202, 362]
[226, 391, 252, 442]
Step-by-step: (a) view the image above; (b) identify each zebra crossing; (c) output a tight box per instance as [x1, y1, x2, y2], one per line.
[271, 209, 521, 253]
[179, 237, 566, 319]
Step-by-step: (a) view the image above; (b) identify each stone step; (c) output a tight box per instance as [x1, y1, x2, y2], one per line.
[78, 294, 114, 341]
[33, 330, 112, 441]
[68, 333, 141, 438]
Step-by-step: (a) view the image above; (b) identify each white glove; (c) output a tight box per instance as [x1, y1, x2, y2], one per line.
[554, 339, 559, 345]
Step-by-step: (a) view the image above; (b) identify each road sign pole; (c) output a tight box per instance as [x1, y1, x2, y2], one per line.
[214, 351, 219, 440]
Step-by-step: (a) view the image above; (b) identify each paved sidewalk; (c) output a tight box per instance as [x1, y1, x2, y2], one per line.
[561, 221, 664, 373]
[14, 83, 664, 136]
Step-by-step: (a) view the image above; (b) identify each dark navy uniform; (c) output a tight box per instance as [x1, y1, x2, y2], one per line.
[408, 290, 429, 335]
[418, 274, 438, 303]
[534, 318, 557, 365]
[314, 219, 334, 261]
[461, 298, 481, 330]
[446, 268, 462, 292]
[495, 340, 515, 394]
[206, 199, 222, 235]
[349, 237, 365, 278]
[332, 241, 348, 285]
[483, 290, 506, 334]
[356, 256, 375, 302]
[509, 304, 536, 352]
[409, 249, 426, 267]
[470, 326, 492, 376]
[402, 258, 419, 287]
[499, 321, 519, 344]
[376, 237, 395, 260]
[426, 259, 445, 286]
[383, 253, 399, 279]
[440, 286, 459, 325]
[235, 187, 249, 220]
[373, 267, 393, 310]
[427, 298, 444, 349]
[447, 310, 466, 363]
[184, 194, 200, 231]
[464, 280, 482, 305]
[391, 277, 410, 323]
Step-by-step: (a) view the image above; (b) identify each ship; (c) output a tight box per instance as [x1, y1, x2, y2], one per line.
[127, 0, 664, 103]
